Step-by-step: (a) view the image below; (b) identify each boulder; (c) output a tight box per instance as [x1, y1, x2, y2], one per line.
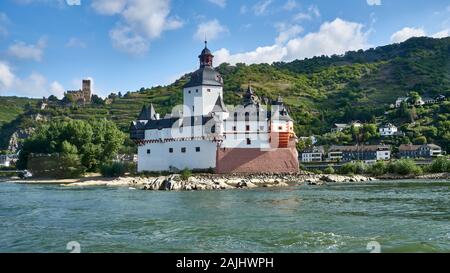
[216, 181, 234, 190]
[274, 181, 289, 187]
[245, 182, 258, 188]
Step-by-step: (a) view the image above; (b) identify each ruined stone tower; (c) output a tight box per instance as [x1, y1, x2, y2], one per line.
[82, 79, 91, 102]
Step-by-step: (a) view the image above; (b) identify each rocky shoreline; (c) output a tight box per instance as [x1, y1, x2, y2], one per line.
[62, 173, 378, 191]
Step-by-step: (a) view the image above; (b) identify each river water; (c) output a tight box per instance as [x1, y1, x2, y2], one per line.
[0, 180, 449, 253]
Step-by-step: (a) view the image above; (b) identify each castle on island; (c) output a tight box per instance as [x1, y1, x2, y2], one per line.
[130, 42, 299, 174]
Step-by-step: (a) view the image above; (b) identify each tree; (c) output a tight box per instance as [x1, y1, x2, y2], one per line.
[296, 138, 312, 151]
[17, 119, 125, 175]
[409, 106, 418, 122]
[64, 93, 76, 103]
[413, 136, 427, 145]
[48, 95, 59, 102]
[398, 101, 409, 119]
[91, 94, 104, 105]
[409, 91, 422, 105]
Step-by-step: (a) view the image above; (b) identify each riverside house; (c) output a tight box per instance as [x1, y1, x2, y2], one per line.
[331, 122, 362, 133]
[328, 145, 391, 163]
[0, 155, 11, 167]
[399, 144, 442, 159]
[300, 146, 325, 163]
[379, 123, 399, 137]
[0, 154, 17, 167]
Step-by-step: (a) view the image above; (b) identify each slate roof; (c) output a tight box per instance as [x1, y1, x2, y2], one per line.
[184, 66, 223, 88]
[399, 144, 441, 151]
[329, 145, 391, 152]
[212, 95, 228, 113]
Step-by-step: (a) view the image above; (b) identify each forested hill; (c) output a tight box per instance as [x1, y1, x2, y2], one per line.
[1, 37, 450, 151]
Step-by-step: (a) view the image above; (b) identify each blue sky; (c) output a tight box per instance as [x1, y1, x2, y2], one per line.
[0, 0, 449, 98]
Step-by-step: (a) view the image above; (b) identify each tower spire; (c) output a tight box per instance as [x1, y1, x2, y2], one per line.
[198, 40, 213, 68]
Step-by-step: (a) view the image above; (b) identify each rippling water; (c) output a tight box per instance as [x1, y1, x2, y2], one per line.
[0, 180, 449, 253]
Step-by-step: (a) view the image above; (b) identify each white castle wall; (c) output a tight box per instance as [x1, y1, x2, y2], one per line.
[183, 86, 223, 116]
[138, 140, 217, 172]
[221, 119, 271, 149]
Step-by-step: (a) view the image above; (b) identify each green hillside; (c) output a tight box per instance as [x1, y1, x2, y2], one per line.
[0, 97, 38, 127]
[1, 37, 449, 151]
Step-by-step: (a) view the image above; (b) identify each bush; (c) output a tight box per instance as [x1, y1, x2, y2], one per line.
[428, 157, 450, 173]
[323, 166, 335, 174]
[100, 161, 134, 177]
[27, 153, 86, 179]
[339, 163, 357, 175]
[388, 159, 423, 176]
[367, 161, 388, 176]
[354, 162, 367, 174]
[180, 168, 192, 181]
[339, 162, 366, 175]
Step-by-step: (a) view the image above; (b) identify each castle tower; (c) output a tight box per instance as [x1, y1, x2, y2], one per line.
[183, 41, 224, 117]
[82, 79, 91, 102]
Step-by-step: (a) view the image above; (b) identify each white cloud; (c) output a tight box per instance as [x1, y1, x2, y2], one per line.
[109, 25, 149, 56]
[13, 72, 48, 97]
[92, 0, 183, 55]
[194, 19, 229, 41]
[285, 18, 369, 61]
[0, 65, 63, 98]
[213, 18, 371, 65]
[207, 0, 226, 8]
[66, 0, 80, 5]
[283, 0, 297, 11]
[293, 5, 320, 22]
[390, 27, 426, 43]
[275, 23, 303, 44]
[91, 0, 126, 15]
[66, 37, 87, 48]
[253, 0, 273, 16]
[0, 62, 15, 90]
[8, 37, 47, 62]
[367, 0, 381, 6]
[120, 0, 182, 38]
[432, 29, 450, 38]
[50, 81, 65, 97]
[214, 45, 287, 65]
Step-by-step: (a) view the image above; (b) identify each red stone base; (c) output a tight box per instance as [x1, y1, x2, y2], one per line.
[216, 147, 299, 174]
